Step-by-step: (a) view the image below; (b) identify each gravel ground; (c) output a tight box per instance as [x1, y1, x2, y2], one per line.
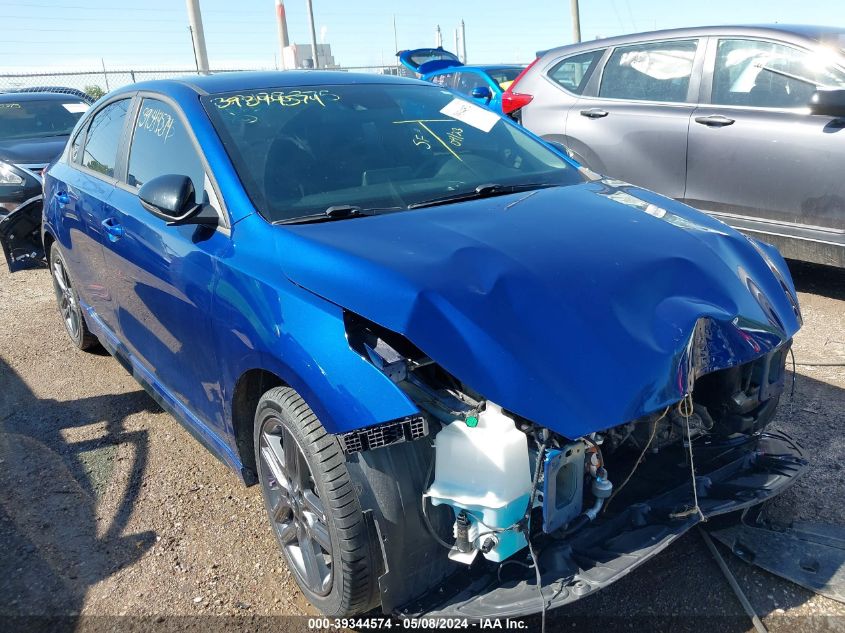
[0, 260, 843, 633]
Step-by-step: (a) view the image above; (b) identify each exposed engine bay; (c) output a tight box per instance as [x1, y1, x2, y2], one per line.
[342, 314, 807, 617]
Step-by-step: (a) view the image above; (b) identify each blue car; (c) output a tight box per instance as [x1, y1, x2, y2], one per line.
[8, 71, 809, 619]
[397, 47, 524, 113]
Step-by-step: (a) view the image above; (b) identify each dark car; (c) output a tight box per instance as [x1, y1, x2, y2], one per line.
[504, 25, 845, 267]
[397, 47, 524, 113]
[0, 91, 89, 268]
[5, 71, 807, 619]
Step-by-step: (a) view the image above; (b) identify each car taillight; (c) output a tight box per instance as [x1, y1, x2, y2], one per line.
[501, 57, 540, 116]
[501, 91, 534, 115]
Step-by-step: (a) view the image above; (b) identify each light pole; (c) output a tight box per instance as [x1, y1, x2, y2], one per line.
[306, 0, 320, 68]
[570, 0, 581, 43]
[185, 0, 210, 73]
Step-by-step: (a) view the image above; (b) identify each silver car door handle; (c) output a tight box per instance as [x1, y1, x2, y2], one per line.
[694, 115, 735, 127]
[580, 108, 609, 119]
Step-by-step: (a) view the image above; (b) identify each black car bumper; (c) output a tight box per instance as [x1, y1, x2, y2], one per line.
[401, 431, 808, 619]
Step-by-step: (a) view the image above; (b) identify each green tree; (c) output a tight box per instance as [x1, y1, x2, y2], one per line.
[84, 85, 106, 101]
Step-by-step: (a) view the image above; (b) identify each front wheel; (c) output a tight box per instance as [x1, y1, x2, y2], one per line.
[254, 386, 379, 616]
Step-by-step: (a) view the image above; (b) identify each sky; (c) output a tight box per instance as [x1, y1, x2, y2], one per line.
[0, 0, 842, 72]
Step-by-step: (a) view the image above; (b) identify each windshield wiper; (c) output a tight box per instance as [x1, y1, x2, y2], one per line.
[407, 183, 560, 210]
[274, 205, 399, 225]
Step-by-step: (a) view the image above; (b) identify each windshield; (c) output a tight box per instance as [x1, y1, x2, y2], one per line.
[0, 99, 88, 141]
[202, 83, 581, 223]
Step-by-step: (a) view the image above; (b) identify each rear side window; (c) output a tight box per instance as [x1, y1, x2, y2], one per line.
[82, 99, 130, 177]
[599, 40, 698, 103]
[454, 72, 486, 96]
[127, 98, 205, 194]
[548, 50, 605, 94]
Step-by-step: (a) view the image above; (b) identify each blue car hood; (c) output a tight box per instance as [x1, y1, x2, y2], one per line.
[278, 180, 802, 438]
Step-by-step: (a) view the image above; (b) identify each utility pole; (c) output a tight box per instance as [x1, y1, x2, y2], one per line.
[305, 0, 320, 69]
[275, 0, 290, 69]
[460, 19, 467, 63]
[393, 14, 399, 70]
[454, 28, 459, 59]
[435, 24, 442, 48]
[570, 0, 581, 43]
[185, 0, 210, 73]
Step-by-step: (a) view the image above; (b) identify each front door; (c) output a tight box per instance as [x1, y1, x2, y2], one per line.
[565, 38, 703, 198]
[102, 96, 229, 432]
[686, 37, 845, 241]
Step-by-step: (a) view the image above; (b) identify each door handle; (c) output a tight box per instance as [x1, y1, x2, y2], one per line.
[580, 108, 609, 119]
[694, 115, 735, 127]
[55, 191, 70, 206]
[101, 217, 125, 242]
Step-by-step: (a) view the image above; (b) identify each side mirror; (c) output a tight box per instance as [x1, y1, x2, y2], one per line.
[471, 85, 493, 102]
[138, 174, 216, 226]
[809, 89, 845, 117]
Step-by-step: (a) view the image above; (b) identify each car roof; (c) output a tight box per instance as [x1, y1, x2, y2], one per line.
[537, 24, 845, 58]
[0, 91, 86, 103]
[111, 70, 429, 99]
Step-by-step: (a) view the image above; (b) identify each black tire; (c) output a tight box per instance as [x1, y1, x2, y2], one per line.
[49, 242, 99, 351]
[254, 386, 379, 616]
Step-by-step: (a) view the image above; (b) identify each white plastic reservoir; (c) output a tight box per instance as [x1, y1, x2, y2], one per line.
[426, 402, 532, 560]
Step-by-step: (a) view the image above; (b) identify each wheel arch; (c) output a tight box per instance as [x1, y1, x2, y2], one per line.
[231, 367, 287, 485]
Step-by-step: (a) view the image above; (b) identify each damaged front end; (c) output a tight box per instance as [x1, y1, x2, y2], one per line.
[342, 315, 808, 618]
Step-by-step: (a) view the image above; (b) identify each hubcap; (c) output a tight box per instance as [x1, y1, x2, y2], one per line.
[52, 257, 80, 340]
[258, 420, 333, 596]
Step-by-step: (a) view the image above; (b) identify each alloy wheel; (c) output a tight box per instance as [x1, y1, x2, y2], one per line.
[51, 256, 80, 341]
[258, 419, 333, 596]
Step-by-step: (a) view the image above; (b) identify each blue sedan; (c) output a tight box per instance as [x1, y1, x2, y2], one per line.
[11, 71, 807, 619]
[397, 47, 524, 113]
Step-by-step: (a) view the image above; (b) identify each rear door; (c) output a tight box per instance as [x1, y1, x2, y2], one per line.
[685, 37, 845, 251]
[564, 38, 704, 197]
[44, 98, 132, 332]
[102, 95, 229, 430]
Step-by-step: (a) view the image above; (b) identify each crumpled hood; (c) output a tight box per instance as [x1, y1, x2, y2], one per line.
[0, 136, 67, 165]
[277, 180, 802, 438]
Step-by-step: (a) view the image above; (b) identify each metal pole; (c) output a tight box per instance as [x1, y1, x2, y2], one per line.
[460, 19, 467, 63]
[188, 26, 200, 72]
[275, 0, 290, 69]
[393, 14, 398, 57]
[435, 24, 442, 48]
[305, 0, 320, 69]
[100, 58, 110, 91]
[454, 28, 459, 60]
[185, 0, 210, 73]
[570, 0, 581, 43]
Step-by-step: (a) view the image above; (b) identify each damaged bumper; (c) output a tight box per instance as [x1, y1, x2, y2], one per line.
[400, 431, 807, 619]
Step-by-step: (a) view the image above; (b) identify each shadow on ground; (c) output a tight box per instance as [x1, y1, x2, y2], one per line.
[0, 356, 158, 625]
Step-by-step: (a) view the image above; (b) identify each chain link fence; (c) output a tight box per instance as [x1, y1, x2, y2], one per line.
[0, 65, 411, 100]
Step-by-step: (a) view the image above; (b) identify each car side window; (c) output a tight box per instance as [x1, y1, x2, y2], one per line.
[70, 127, 85, 164]
[548, 49, 605, 94]
[81, 99, 130, 177]
[599, 40, 698, 103]
[431, 73, 455, 89]
[454, 72, 484, 96]
[127, 98, 205, 196]
[712, 39, 845, 108]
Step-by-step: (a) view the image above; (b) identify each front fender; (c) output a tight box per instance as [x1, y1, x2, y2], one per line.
[212, 229, 420, 437]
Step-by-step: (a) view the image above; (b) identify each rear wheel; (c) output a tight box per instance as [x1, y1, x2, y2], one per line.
[49, 242, 99, 351]
[254, 386, 379, 616]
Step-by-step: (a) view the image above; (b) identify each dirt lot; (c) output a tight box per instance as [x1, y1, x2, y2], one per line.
[1, 260, 844, 633]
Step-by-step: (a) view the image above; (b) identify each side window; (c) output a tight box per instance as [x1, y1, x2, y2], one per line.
[127, 98, 205, 197]
[548, 49, 605, 94]
[454, 72, 485, 96]
[70, 127, 85, 164]
[81, 99, 130, 177]
[431, 73, 455, 88]
[599, 39, 698, 103]
[712, 39, 845, 108]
